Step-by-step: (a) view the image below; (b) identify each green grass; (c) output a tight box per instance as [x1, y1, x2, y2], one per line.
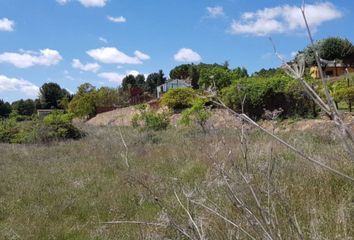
[0, 126, 353, 239]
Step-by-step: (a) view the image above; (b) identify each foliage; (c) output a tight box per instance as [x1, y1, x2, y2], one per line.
[146, 70, 167, 94]
[39, 82, 71, 109]
[11, 99, 36, 116]
[122, 75, 138, 91]
[132, 104, 170, 131]
[181, 98, 211, 132]
[68, 83, 129, 119]
[170, 64, 199, 89]
[0, 99, 11, 118]
[199, 65, 248, 90]
[302, 37, 354, 66]
[161, 88, 197, 111]
[221, 71, 314, 119]
[68, 92, 96, 119]
[0, 112, 83, 144]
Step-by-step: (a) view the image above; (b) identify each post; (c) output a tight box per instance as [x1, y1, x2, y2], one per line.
[347, 68, 352, 112]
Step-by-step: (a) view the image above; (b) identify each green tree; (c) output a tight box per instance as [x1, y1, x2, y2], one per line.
[161, 88, 197, 111]
[181, 98, 211, 132]
[68, 93, 96, 119]
[303, 37, 354, 66]
[122, 75, 137, 91]
[0, 100, 12, 118]
[146, 70, 167, 94]
[39, 82, 69, 109]
[11, 99, 36, 116]
[135, 74, 146, 90]
[170, 64, 199, 89]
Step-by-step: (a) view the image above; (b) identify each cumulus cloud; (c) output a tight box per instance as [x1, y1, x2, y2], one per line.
[98, 72, 125, 84]
[207, 6, 225, 18]
[107, 16, 127, 23]
[0, 75, 39, 97]
[0, 49, 62, 68]
[134, 50, 150, 60]
[72, 59, 100, 73]
[78, 0, 107, 7]
[98, 70, 142, 84]
[56, 0, 70, 5]
[230, 2, 342, 36]
[87, 47, 150, 65]
[57, 0, 107, 7]
[99, 37, 108, 44]
[174, 48, 202, 62]
[0, 18, 15, 32]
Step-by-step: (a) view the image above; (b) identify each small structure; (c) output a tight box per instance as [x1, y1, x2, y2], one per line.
[156, 79, 192, 98]
[37, 109, 55, 117]
[310, 55, 354, 79]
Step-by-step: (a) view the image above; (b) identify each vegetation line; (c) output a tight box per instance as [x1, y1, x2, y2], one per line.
[214, 98, 354, 183]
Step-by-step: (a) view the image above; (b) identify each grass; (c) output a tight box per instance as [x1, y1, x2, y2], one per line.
[0, 125, 353, 239]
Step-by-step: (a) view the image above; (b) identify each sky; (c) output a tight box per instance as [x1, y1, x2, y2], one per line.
[0, 0, 353, 102]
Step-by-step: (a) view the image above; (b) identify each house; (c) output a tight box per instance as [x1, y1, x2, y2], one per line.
[37, 109, 55, 117]
[310, 55, 354, 79]
[156, 79, 192, 98]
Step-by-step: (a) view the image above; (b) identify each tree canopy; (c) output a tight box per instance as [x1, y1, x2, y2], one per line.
[0, 100, 12, 118]
[303, 37, 354, 66]
[39, 82, 70, 109]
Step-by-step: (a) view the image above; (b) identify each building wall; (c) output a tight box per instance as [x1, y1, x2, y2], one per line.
[310, 66, 354, 79]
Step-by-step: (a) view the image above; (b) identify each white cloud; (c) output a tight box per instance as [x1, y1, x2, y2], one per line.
[0, 18, 15, 32]
[107, 16, 127, 23]
[174, 48, 202, 62]
[72, 59, 100, 73]
[87, 47, 150, 65]
[291, 51, 299, 58]
[134, 50, 150, 60]
[78, 0, 107, 7]
[98, 72, 125, 84]
[126, 70, 140, 77]
[230, 2, 342, 36]
[56, 0, 70, 5]
[0, 49, 62, 68]
[0, 75, 39, 97]
[207, 6, 225, 18]
[99, 37, 108, 44]
[98, 70, 142, 85]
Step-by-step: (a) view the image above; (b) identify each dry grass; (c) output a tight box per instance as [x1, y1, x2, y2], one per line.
[0, 124, 353, 239]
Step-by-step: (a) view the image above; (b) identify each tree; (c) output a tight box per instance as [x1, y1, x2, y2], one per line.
[146, 70, 167, 94]
[0, 100, 12, 118]
[170, 64, 199, 89]
[68, 93, 96, 119]
[122, 75, 137, 91]
[11, 99, 36, 116]
[161, 88, 197, 111]
[39, 82, 69, 109]
[135, 74, 146, 90]
[303, 37, 354, 66]
[181, 98, 211, 133]
[77, 83, 96, 95]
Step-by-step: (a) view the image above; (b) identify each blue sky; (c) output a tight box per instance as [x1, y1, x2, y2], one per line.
[0, 0, 353, 102]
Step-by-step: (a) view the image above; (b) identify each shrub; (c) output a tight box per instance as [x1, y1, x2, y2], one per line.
[221, 71, 314, 119]
[132, 104, 170, 131]
[161, 88, 197, 111]
[0, 112, 83, 144]
[181, 98, 211, 132]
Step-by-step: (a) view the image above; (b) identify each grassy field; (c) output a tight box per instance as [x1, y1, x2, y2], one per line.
[0, 124, 353, 239]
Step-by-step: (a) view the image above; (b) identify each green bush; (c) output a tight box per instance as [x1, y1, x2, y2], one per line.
[132, 104, 170, 131]
[161, 88, 197, 111]
[181, 98, 211, 132]
[0, 112, 83, 144]
[221, 71, 315, 119]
